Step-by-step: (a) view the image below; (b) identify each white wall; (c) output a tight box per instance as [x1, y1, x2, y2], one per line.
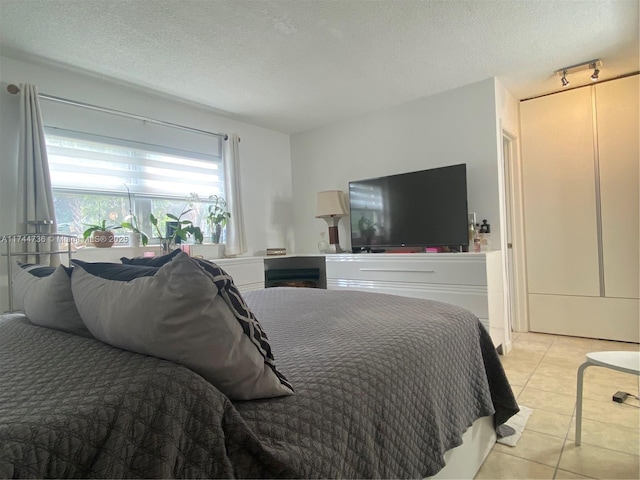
[495, 79, 520, 135]
[290, 78, 501, 254]
[0, 55, 294, 311]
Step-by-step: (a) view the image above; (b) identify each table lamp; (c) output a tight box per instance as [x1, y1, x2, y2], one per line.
[315, 190, 348, 253]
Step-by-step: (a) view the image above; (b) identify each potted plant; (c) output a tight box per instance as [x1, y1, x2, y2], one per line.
[120, 215, 149, 247]
[83, 220, 121, 248]
[120, 184, 149, 247]
[206, 195, 231, 244]
[150, 209, 203, 255]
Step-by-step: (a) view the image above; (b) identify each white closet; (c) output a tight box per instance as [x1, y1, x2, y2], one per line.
[520, 75, 639, 342]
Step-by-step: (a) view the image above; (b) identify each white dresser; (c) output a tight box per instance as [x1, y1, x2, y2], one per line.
[325, 252, 506, 350]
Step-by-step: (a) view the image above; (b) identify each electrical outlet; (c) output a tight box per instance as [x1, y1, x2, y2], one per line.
[612, 391, 629, 403]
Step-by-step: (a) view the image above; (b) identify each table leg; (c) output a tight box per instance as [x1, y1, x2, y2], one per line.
[576, 361, 591, 446]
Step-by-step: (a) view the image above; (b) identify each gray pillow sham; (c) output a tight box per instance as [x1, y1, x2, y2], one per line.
[71, 253, 293, 400]
[12, 261, 92, 338]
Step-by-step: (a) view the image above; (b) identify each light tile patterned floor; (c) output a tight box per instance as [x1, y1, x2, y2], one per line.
[475, 332, 640, 480]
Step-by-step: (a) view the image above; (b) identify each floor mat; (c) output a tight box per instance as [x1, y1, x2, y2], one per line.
[496, 405, 532, 447]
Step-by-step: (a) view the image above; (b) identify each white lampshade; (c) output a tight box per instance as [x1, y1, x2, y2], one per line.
[315, 190, 348, 218]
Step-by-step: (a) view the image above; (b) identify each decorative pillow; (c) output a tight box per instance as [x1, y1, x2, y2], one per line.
[72, 261, 158, 281]
[71, 253, 293, 400]
[120, 248, 181, 267]
[11, 261, 92, 338]
[192, 257, 293, 390]
[11, 263, 47, 311]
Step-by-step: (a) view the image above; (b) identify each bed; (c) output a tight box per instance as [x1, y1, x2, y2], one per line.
[0, 261, 518, 478]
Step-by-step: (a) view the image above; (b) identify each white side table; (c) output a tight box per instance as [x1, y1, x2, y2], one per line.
[576, 351, 640, 446]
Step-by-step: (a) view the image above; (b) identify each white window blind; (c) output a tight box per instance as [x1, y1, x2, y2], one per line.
[45, 127, 224, 199]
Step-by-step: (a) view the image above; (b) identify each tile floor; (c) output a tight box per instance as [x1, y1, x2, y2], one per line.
[475, 332, 640, 480]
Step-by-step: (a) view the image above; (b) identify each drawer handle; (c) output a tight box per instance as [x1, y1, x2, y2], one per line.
[359, 268, 436, 274]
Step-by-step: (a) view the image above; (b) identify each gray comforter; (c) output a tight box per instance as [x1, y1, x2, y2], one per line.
[0, 288, 517, 479]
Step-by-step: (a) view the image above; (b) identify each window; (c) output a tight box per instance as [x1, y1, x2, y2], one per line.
[45, 127, 225, 241]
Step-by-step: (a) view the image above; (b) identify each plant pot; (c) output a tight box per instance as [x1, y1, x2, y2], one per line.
[127, 232, 141, 247]
[91, 230, 115, 248]
[161, 240, 175, 256]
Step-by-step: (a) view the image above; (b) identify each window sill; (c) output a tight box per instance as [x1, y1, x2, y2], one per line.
[71, 244, 226, 263]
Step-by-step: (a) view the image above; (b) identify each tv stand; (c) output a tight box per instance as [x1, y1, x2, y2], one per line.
[325, 252, 506, 351]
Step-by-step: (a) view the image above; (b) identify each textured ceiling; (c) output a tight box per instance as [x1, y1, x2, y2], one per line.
[0, 0, 638, 134]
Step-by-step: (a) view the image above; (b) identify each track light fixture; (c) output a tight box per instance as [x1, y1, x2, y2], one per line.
[555, 59, 602, 88]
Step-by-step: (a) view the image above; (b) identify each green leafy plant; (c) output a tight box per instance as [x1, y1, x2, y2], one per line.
[120, 217, 149, 246]
[82, 219, 121, 241]
[150, 208, 203, 253]
[206, 195, 231, 243]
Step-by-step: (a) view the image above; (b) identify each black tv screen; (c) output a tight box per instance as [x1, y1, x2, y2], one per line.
[349, 164, 469, 249]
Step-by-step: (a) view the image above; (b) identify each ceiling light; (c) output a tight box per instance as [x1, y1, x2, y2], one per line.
[555, 59, 602, 88]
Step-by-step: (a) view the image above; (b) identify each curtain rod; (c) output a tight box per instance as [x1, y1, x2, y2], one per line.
[6, 83, 229, 141]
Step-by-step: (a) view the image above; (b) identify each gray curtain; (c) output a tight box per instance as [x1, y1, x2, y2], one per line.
[223, 134, 247, 256]
[16, 83, 58, 265]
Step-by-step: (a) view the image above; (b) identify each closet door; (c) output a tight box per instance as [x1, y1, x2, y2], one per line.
[521, 87, 600, 297]
[596, 75, 640, 300]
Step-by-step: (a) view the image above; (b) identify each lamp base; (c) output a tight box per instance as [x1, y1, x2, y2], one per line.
[326, 243, 345, 254]
[326, 223, 344, 253]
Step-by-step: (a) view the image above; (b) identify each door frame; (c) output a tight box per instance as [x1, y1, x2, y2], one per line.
[499, 125, 529, 334]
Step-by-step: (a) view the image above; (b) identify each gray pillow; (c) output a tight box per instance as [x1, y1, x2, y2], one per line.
[11, 262, 56, 311]
[70, 252, 293, 400]
[12, 262, 92, 338]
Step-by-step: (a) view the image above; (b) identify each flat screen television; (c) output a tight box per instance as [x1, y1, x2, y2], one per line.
[349, 163, 469, 250]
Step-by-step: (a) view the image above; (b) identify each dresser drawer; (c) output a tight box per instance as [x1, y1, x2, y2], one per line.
[328, 279, 489, 318]
[214, 257, 265, 292]
[326, 254, 488, 286]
